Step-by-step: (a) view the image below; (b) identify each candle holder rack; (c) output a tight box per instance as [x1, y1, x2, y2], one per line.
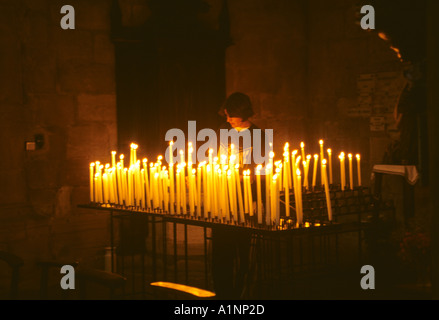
[79, 184, 395, 299]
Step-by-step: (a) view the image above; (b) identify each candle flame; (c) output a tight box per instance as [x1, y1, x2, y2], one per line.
[300, 142, 305, 148]
[296, 169, 301, 176]
[348, 153, 352, 159]
[314, 154, 319, 159]
[209, 148, 213, 154]
[296, 156, 302, 165]
[119, 155, 124, 160]
[322, 159, 327, 165]
[319, 140, 324, 145]
[235, 164, 239, 169]
[111, 151, 116, 155]
[257, 164, 262, 171]
[269, 151, 275, 159]
[90, 162, 95, 167]
[130, 143, 138, 149]
[356, 154, 361, 160]
[327, 148, 332, 154]
[292, 150, 298, 156]
[307, 155, 312, 160]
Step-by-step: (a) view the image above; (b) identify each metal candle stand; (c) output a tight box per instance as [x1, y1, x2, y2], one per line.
[79, 185, 395, 299]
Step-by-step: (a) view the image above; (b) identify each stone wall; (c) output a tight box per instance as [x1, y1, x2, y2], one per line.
[226, 0, 405, 186]
[0, 0, 117, 294]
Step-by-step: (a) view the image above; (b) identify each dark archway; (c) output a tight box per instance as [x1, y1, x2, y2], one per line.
[111, 0, 231, 158]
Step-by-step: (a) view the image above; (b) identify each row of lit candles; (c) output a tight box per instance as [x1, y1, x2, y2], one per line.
[89, 141, 362, 227]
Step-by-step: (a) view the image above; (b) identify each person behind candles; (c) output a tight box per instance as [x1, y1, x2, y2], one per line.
[211, 92, 268, 299]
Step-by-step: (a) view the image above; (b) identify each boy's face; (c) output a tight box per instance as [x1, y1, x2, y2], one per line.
[225, 110, 246, 128]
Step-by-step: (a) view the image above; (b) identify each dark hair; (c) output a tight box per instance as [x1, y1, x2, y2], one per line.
[218, 92, 254, 121]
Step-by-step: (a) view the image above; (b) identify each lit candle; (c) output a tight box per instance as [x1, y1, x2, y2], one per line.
[103, 173, 109, 204]
[149, 163, 155, 209]
[284, 160, 290, 217]
[217, 169, 223, 220]
[89, 163, 95, 202]
[111, 151, 116, 168]
[312, 154, 319, 190]
[302, 160, 308, 190]
[327, 149, 333, 184]
[273, 174, 280, 226]
[348, 153, 353, 190]
[319, 140, 324, 186]
[243, 170, 249, 217]
[339, 152, 346, 190]
[227, 169, 237, 222]
[212, 165, 219, 218]
[197, 164, 202, 216]
[206, 164, 211, 215]
[176, 167, 181, 214]
[322, 159, 333, 222]
[181, 162, 186, 214]
[116, 163, 123, 205]
[300, 142, 306, 164]
[356, 154, 362, 187]
[188, 167, 194, 215]
[180, 150, 184, 165]
[169, 141, 174, 165]
[94, 173, 99, 203]
[235, 164, 245, 222]
[223, 168, 230, 221]
[169, 163, 174, 214]
[284, 143, 292, 189]
[247, 170, 253, 218]
[265, 163, 272, 226]
[131, 143, 138, 167]
[296, 169, 303, 226]
[127, 167, 133, 206]
[256, 165, 263, 224]
[305, 155, 311, 188]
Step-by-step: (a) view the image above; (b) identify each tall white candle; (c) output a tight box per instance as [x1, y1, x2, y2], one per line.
[312, 154, 319, 190]
[284, 160, 290, 217]
[247, 170, 253, 218]
[273, 174, 279, 226]
[197, 165, 202, 216]
[236, 165, 245, 222]
[339, 152, 346, 191]
[111, 151, 116, 168]
[296, 169, 303, 226]
[256, 165, 263, 224]
[176, 167, 181, 214]
[319, 140, 324, 186]
[90, 163, 95, 202]
[265, 163, 272, 226]
[356, 154, 362, 187]
[300, 142, 306, 164]
[322, 159, 333, 222]
[348, 153, 353, 190]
